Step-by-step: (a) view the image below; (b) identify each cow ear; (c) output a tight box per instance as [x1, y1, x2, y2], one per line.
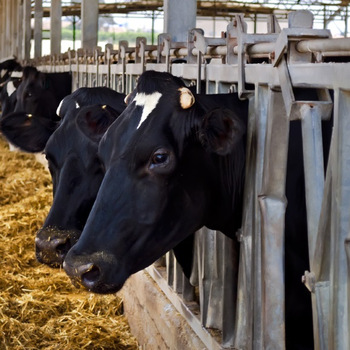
[199, 108, 245, 155]
[76, 105, 119, 143]
[0, 112, 57, 152]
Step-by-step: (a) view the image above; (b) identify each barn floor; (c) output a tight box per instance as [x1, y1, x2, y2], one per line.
[0, 136, 138, 350]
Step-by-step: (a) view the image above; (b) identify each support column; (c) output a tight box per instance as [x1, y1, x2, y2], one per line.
[81, 0, 99, 50]
[5, 0, 11, 57]
[163, 0, 196, 42]
[22, 0, 31, 61]
[50, 0, 62, 56]
[11, 1, 19, 58]
[17, 0, 24, 60]
[0, 0, 5, 58]
[34, 0, 43, 58]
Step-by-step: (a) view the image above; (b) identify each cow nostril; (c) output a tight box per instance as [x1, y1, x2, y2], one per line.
[81, 265, 101, 286]
[56, 239, 71, 256]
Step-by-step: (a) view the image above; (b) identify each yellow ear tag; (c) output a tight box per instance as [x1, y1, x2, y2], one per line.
[178, 87, 195, 109]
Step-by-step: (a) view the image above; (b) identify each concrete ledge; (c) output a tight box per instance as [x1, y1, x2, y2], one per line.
[120, 267, 208, 350]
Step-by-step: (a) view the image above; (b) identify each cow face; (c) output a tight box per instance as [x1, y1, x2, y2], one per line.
[35, 104, 120, 267]
[64, 71, 247, 294]
[0, 76, 22, 117]
[0, 67, 71, 152]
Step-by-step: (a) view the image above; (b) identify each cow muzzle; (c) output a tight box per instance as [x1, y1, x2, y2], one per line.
[35, 227, 81, 267]
[63, 248, 126, 294]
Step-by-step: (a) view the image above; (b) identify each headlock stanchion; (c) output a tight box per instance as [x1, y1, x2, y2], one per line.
[32, 10, 350, 350]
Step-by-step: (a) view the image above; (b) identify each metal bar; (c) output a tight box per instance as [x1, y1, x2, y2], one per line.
[234, 86, 268, 350]
[296, 37, 350, 54]
[259, 87, 289, 349]
[328, 88, 350, 350]
[300, 104, 325, 262]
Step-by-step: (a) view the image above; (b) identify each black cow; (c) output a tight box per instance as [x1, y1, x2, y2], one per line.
[0, 66, 72, 152]
[36, 104, 120, 266]
[63, 70, 247, 289]
[26, 87, 127, 267]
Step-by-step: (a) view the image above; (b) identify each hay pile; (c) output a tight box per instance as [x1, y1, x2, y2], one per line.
[0, 136, 138, 350]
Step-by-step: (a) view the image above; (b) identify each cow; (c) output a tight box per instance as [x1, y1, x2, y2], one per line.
[34, 86, 195, 272]
[0, 72, 22, 118]
[4, 87, 127, 267]
[35, 103, 122, 267]
[0, 57, 21, 86]
[63, 70, 247, 291]
[62, 71, 334, 349]
[0, 66, 72, 152]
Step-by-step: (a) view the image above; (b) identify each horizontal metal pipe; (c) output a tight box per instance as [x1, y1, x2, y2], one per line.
[296, 37, 350, 53]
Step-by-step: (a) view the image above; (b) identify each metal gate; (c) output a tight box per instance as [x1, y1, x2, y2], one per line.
[35, 10, 350, 349]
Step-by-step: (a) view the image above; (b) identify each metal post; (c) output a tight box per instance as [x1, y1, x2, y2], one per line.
[50, 0, 62, 56]
[234, 86, 268, 349]
[22, 0, 31, 61]
[81, 0, 99, 50]
[328, 88, 350, 350]
[15, 0, 23, 61]
[34, 0, 43, 58]
[163, 0, 196, 42]
[259, 87, 289, 349]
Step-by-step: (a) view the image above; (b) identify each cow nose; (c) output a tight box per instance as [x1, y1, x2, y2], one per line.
[35, 228, 76, 267]
[63, 259, 102, 291]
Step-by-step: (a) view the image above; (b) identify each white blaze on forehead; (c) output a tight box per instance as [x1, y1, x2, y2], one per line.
[134, 91, 162, 129]
[6, 81, 16, 96]
[75, 101, 80, 109]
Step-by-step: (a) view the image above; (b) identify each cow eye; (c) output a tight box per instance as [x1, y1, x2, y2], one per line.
[152, 152, 168, 164]
[149, 148, 174, 172]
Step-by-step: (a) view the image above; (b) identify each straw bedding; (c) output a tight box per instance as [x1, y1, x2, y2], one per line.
[0, 136, 138, 350]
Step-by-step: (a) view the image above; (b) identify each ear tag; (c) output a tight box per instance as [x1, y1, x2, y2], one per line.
[178, 87, 195, 109]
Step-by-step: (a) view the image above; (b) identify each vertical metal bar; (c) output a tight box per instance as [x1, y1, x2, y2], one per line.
[234, 86, 268, 350]
[328, 88, 350, 350]
[22, 0, 31, 62]
[259, 87, 289, 349]
[16, 0, 23, 61]
[50, 0, 62, 56]
[81, 0, 98, 50]
[312, 157, 332, 349]
[300, 104, 325, 263]
[300, 103, 328, 350]
[221, 234, 239, 347]
[34, 0, 43, 58]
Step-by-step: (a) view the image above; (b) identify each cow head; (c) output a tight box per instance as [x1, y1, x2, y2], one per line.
[0, 66, 71, 152]
[63, 70, 247, 294]
[35, 104, 120, 267]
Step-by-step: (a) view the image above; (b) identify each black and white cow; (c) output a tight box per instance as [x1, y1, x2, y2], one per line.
[0, 73, 22, 118]
[62, 71, 334, 349]
[0, 57, 21, 86]
[0, 63, 23, 118]
[0, 66, 72, 152]
[14, 87, 127, 267]
[36, 104, 121, 266]
[63, 70, 247, 288]
[34, 86, 195, 272]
